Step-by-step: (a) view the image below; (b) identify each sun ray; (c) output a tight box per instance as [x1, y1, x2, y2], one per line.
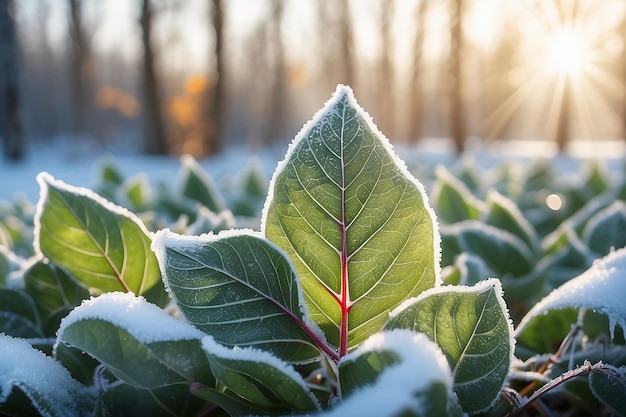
[481, 0, 625, 149]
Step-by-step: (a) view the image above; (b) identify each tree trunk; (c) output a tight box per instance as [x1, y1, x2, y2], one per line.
[555, 77, 571, 152]
[264, 0, 287, 144]
[379, 0, 394, 138]
[338, 0, 354, 86]
[140, 0, 167, 154]
[409, 0, 428, 143]
[68, 0, 93, 138]
[0, 0, 23, 160]
[449, 0, 465, 153]
[204, 0, 225, 156]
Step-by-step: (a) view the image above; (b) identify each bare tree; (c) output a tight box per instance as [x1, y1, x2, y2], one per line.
[263, 0, 287, 144]
[338, 0, 354, 86]
[204, 0, 225, 155]
[316, 0, 354, 90]
[554, 0, 578, 152]
[449, 0, 465, 153]
[140, 0, 167, 154]
[409, 0, 429, 142]
[68, 0, 94, 138]
[378, 0, 395, 138]
[0, 0, 23, 160]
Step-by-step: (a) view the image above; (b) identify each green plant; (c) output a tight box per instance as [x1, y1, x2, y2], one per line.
[1, 85, 625, 416]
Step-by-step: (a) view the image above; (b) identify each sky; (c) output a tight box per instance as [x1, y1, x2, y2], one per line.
[11, 0, 626, 146]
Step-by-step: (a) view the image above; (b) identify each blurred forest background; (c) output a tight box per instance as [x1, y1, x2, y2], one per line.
[2, 0, 626, 161]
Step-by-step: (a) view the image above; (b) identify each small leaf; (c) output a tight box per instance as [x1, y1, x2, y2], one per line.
[122, 174, 152, 211]
[180, 154, 226, 213]
[431, 165, 485, 224]
[152, 229, 325, 363]
[443, 221, 534, 277]
[333, 330, 461, 417]
[385, 279, 514, 414]
[201, 335, 320, 414]
[103, 382, 209, 417]
[483, 190, 539, 255]
[0, 244, 23, 285]
[99, 156, 125, 185]
[582, 201, 626, 257]
[34, 173, 161, 295]
[57, 292, 214, 389]
[0, 334, 96, 417]
[590, 366, 626, 416]
[263, 85, 440, 353]
[23, 259, 89, 315]
[0, 288, 43, 338]
[516, 246, 626, 340]
[191, 382, 275, 417]
[442, 253, 486, 286]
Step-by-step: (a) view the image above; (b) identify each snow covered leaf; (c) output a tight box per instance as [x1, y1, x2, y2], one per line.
[180, 154, 226, 213]
[57, 292, 214, 389]
[34, 173, 161, 295]
[444, 221, 534, 277]
[0, 334, 96, 417]
[582, 201, 626, 257]
[262, 85, 439, 354]
[23, 260, 89, 315]
[201, 336, 320, 414]
[152, 229, 325, 363]
[332, 330, 461, 417]
[431, 165, 484, 224]
[516, 247, 626, 340]
[385, 279, 513, 414]
[0, 245, 23, 286]
[0, 288, 43, 338]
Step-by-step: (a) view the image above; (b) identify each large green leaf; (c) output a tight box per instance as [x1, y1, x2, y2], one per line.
[34, 173, 161, 295]
[152, 229, 325, 363]
[262, 85, 439, 354]
[384, 279, 513, 414]
[0, 334, 96, 417]
[57, 292, 214, 389]
[201, 336, 320, 414]
[334, 330, 461, 417]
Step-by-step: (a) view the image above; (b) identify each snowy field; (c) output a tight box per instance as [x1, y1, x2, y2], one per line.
[1, 138, 625, 203]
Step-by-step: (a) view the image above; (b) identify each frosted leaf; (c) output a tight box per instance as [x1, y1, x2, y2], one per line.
[56, 291, 204, 345]
[516, 247, 626, 339]
[0, 334, 95, 417]
[328, 330, 461, 416]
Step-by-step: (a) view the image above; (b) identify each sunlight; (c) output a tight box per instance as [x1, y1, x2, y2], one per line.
[482, 0, 625, 146]
[547, 28, 586, 76]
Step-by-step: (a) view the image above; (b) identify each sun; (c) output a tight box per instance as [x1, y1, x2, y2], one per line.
[547, 28, 587, 76]
[481, 0, 625, 148]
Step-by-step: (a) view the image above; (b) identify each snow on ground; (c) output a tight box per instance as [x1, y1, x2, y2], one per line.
[0, 138, 624, 203]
